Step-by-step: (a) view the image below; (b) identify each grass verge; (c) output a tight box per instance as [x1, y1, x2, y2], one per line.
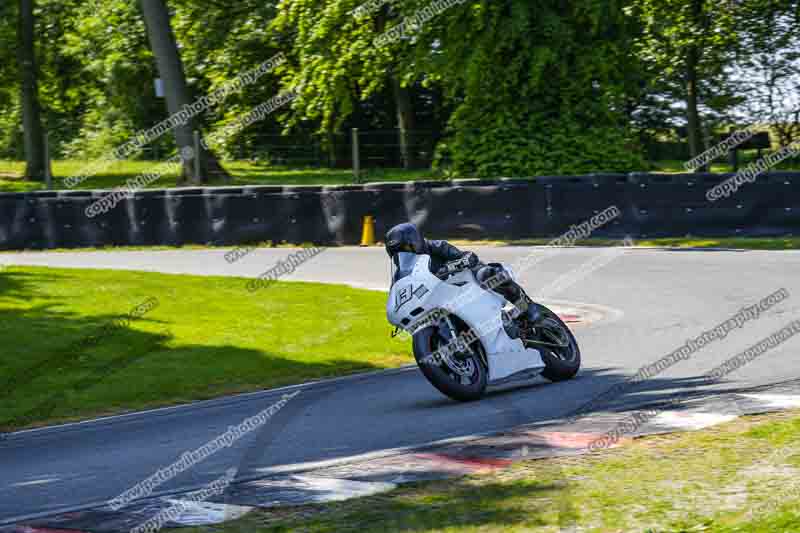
[3, 237, 800, 255]
[0, 160, 435, 192]
[195, 410, 800, 532]
[449, 236, 800, 251]
[0, 266, 408, 431]
[3, 156, 799, 193]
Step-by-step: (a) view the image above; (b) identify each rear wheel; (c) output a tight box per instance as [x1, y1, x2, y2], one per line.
[521, 303, 581, 381]
[412, 320, 488, 402]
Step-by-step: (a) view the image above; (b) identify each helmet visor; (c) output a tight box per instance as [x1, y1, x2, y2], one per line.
[390, 252, 419, 285]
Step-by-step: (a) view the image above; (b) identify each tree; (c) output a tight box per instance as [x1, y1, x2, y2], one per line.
[374, 7, 418, 169]
[627, 0, 741, 166]
[0, 2, 20, 159]
[273, 0, 646, 177]
[732, 0, 800, 147]
[18, 0, 48, 181]
[415, 0, 647, 176]
[139, 0, 228, 183]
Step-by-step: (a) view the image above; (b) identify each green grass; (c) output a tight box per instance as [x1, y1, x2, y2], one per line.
[451, 236, 800, 250]
[0, 266, 409, 431]
[3, 156, 799, 192]
[2, 237, 798, 257]
[650, 152, 800, 174]
[0, 159, 436, 192]
[637, 236, 800, 250]
[197, 410, 800, 532]
[650, 159, 734, 173]
[0, 241, 320, 254]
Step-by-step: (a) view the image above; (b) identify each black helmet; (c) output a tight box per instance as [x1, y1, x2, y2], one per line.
[385, 222, 426, 256]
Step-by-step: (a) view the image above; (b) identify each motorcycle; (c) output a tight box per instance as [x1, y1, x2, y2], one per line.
[387, 252, 580, 401]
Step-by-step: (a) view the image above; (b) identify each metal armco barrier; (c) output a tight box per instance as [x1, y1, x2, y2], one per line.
[1, 171, 800, 250]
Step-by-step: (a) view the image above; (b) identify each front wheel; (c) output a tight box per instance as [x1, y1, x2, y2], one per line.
[412, 322, 488, 402]
[522, 303, 581, 382]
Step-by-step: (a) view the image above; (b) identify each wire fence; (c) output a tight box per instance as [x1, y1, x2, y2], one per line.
[1, 126, 442, 185]
[4, 123, 798, 191]
[228, 129, 440, 169]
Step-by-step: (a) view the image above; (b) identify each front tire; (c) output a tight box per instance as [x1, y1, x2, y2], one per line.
[412, 324, 488, 402]
[523, 303, 581, 382]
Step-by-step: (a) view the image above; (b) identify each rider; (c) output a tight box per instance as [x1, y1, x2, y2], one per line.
[384, 222, 538, 321]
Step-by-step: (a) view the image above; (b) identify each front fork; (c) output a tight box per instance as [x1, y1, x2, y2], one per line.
[438, 315, 489, 372]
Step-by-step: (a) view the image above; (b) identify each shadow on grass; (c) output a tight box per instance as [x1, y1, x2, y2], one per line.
[263, 476, 568, 532]
[0, 268, 383, 433]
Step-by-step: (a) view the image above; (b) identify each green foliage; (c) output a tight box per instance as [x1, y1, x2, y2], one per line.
[443, 112, 645, 176]
[170, 0, 287, 157]
[2, 0, 797, 177]
[625, 0, 746, 132]
[35, 0, 163, 158]
[425, 0, 646, 175]
[272, 0, 647, 176]
[0, 1, 20, 158]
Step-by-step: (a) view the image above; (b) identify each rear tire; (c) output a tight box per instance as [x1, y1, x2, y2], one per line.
[412, 325, 488, 402]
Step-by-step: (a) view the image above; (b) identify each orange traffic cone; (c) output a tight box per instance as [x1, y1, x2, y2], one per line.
[360, 216, 376, 246]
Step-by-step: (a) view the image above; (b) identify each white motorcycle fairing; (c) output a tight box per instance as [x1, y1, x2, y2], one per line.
[387, 254, 545, 382]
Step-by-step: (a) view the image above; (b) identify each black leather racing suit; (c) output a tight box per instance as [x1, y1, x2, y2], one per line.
[423, 239, 472, 274]
[424, 239, 530, 312]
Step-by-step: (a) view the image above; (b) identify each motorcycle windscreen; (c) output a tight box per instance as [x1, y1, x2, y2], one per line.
[390, 252, 419, 285]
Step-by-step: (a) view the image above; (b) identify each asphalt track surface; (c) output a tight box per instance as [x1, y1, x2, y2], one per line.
[1, 246, 799, 523]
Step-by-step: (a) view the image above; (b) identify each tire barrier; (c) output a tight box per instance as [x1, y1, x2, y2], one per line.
[538, 174, 630, 237]
[281, 186, 331, 244]
[1, 171, 800, 250]
[160, 188, 206, 246]
[411, 179, 539, 240]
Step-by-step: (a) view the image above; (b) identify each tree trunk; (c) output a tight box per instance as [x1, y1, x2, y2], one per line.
[326, 131, 337, 167]
[374, 7, 418, 169]
[140, 0, 229, 183]
[685, 0, 706, 171]
[686, 46, 704, 161]
[18, 0, 47, 182]
[391, 76, 417, 169]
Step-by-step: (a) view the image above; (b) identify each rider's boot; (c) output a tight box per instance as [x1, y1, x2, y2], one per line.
[514, 291, 542, 324]
[488, 266, 542, 324]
